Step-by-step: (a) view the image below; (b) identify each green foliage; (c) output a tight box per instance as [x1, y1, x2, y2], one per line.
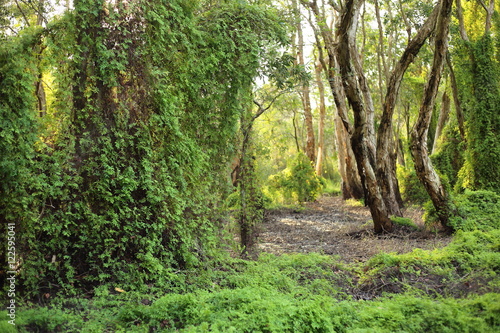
[345, 198, 364, 207]
[17, 292, 500, 332]
[397, 164, 430, 204]
[363, 229, 500, 298]
[322, 177, 342, 197]
[431, 125, 465, 189]
[15, 251, 500, 332]
[234, 153, 267, 249]
[0, 0, 290, 298]
[424, 190, 500, 231]
[0, 28, 42, 291]
[447, 190, 500, 231]
[267, 152, 324, 204]
[350, 294, 498, 333]
[391, 216, 419, 230]
[0, 314, 16, 333]
[455, 35, 500, 192]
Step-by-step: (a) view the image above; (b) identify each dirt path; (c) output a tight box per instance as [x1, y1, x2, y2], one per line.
[254, 196, 452, 263]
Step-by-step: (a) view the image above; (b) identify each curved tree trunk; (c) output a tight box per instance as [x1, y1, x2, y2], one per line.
[306, 0, 364, 200]
[410, 0, 454, 231]
[376, 3, 440, 217]
[336, 0, 393, 233]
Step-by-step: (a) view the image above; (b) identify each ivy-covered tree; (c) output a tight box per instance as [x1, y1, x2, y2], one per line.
[0, 0, 290, 298]
[456, 35, 500, 192]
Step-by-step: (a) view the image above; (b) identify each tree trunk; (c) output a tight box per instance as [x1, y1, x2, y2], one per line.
[305, 0, 364, 199]
[481, 0, 495, 34]
[446, 53, 466, 140]
[432, 91, 450, 154]
[334, 114, 364, 199]
[397, 138, 405, 166]
[397, 0, 412, 43]
[374, 0, 389, 81]
[410, 0, 454, 231]
[336, 0, 393, 233]
[294, 0, 316, 164]
[315, 60, 326, 175]
[376, 3, 440, 217]
[35, 0, 47, 117]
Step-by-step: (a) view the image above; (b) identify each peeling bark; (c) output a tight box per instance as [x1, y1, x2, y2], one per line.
[306, 0, 363, 199]
[336, 0, 392, 233]
[410, 0, 454, 230]
[376, 3, 440, 217]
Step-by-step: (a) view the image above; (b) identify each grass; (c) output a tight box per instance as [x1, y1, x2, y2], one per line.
[13, 236, 500, 332]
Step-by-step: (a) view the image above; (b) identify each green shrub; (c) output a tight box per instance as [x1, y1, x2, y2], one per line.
[15, 251, 500, 332]
[322, 177, 342, 196]
[449, 190, 500, 231]
[397, 165, 430, 205]
[431, 125, 465, 189]
[423, 190, 500, 231]
[352, 294, 498, 333]
[267, 152, 324, 204]
[0, 315, 17, 333]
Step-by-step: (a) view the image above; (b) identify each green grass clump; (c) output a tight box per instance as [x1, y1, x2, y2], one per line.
[123, 288, 336, 332]
[391, 216, 420, 230]
[349, 293, 500, 333]
[13, 231, 500, 332]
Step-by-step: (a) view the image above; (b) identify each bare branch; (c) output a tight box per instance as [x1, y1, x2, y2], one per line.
[14, 0, 30, 27]
[252, 88, 291, 122]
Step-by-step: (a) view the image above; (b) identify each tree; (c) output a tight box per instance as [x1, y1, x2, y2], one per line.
[334, 0, 395, 233]
[314, 59, 326, 175]
[292, 0, 316, 164]
[305, 0, 364, 200]
[450, 0, 500, 193]
[303, 0, 448, 232]
[375, 2, 441, 217]
[0, 0, 292, 295]
[410, 0, 454, 230]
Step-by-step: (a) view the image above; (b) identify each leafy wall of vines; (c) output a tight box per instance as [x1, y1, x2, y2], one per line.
[0, 0, 287, 298]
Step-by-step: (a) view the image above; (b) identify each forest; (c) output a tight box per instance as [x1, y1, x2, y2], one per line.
[0, 0, 499, 331]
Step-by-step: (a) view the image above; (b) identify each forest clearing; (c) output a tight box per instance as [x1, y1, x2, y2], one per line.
[255, 197, 451, 262]
[1, 0, 499, 331]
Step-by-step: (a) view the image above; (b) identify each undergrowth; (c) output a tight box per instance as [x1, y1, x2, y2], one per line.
[13, 244, 500, 332]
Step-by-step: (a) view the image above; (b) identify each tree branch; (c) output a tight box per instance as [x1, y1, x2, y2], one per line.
[14, 0, 30, 27]
[252, 88, 290, 122]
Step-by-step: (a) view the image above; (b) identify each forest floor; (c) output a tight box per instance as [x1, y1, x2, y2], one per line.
[252, 196, 452, 263]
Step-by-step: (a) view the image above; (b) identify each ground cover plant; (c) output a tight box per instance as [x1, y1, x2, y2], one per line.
[10, 245, 500, 332]
[10, 195, 500, 332]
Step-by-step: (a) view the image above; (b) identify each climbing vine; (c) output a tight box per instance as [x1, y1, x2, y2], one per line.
[457, 35, 500, 192]
[0, 0, 288, 298]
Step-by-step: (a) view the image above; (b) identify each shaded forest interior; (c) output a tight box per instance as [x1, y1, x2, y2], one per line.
[0, 0, 499, 331]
